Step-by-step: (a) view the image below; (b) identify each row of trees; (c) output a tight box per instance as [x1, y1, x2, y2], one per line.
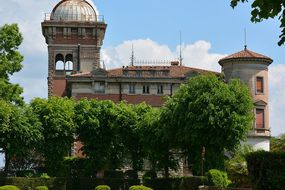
[0, 74, 254, 177]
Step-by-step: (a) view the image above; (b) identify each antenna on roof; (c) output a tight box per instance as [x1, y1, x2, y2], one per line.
[130, 43, 135, 66]
[179, 31, 183, 66]
[103, 60, 106, 70]
[244, 28, 247, 50]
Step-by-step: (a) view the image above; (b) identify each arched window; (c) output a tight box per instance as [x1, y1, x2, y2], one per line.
[55, 54, 64, 70]
[65, 54, 73, 70]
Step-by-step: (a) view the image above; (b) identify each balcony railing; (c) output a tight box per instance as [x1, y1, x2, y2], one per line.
[44, 13, 105, 22]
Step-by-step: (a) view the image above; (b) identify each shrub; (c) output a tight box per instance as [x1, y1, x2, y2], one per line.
[0, 177, 66, 190]
[40, 173, 50, 179]
[142, 171, 157, 180]
[246, 151, 285, 190]
[0, 186, 20, 190]
[36, 186, 49, 190]
[95, 185, 111, 190]
[143, 177, 207, 190]
[207, 169, 231, 188]
[129, 185, 153, 190]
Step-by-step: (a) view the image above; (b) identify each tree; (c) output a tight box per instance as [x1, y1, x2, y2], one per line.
[0, 24, 24, 105]
[0, 100, 42, 175]
[138, 108, 178, 178]
[114, 102, 152, 172]
[162, 74, 253, 174]
[270, 134, 285, 152]
[230, 0, 285, 46]
[30, 97, 76, 176]
[75, 99, 124, 170]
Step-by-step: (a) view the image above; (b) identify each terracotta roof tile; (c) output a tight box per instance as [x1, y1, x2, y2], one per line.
[219, 48, 272, 65]
[68, 65, 218, 79]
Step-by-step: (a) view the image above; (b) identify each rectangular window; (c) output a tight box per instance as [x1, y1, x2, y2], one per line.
[256, 77, 264, 93]
[129, 84, 136, 94]
[157, 84, 164, 94]
[143, 85, 150, 94]
[94, 82, 105, 93]
[256, 109, 265, 128]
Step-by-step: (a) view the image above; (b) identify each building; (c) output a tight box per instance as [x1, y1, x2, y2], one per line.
[42, 0, 273, 151]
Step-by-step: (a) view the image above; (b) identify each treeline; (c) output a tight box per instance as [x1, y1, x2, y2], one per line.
[0, 74, 254, 178]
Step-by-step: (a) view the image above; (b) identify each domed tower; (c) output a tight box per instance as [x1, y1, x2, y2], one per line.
[42, 0, 107, 96]
[219, 47, 273, 151]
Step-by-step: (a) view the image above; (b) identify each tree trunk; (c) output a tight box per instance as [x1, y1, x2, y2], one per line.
[164, 166, 169, 178]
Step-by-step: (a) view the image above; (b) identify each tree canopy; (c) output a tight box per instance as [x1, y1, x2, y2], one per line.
[161, 74, 253, 174]
[0, 100, 42, 175]
[0, 24, 24, 105]
[30, 97, 76, 176]
[231, 0, 285, 46]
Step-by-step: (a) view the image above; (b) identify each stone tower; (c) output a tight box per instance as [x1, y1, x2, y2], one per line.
[42, 0, 107, 96]
[219, 47, 273, 151]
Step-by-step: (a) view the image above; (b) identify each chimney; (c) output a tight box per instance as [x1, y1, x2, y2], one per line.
[171, 61, 179, 66]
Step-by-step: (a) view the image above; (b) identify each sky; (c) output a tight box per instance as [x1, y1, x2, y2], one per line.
[0, 0, 284, 137]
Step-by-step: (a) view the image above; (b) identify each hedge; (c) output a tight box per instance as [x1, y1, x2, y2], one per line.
[36, 186, 49, 190]
[68, 178, 140, 190]
[207, 169, 231, 188]
[143, 176, 207, 190]
[129, 185, 153, 190]
[0, 186, 20, 190]
[246, 151, 285, 190]
[0, 177, 66, 190]
[95, 185, 111, 190]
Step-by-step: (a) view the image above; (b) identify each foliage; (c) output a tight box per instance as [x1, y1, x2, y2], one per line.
[225, 145, 253, 187]
[40, 173, 50, 179]
[0, 101, 43, 175]
[35, 186, 49, 190]
[230, 0, 285, 46]
[0, 177, 66, 190]
[129, 185, 153, 190]
[114, 102, 151, 172]
[30, 97, 76, 176]
[143, 177, 207, 190]
[0, 186, 19, 190]
[0, 24, 24, 105]
[162, 74, 253, 174]
[68, 178, 139, 190]
[95, 185, 111, 190]
[246, 151, 285, 190]
[207, 169, 231, 188]
[270, 134, 285, 152]
[75, 99, 123, 170]
[138, 108, 178, 178]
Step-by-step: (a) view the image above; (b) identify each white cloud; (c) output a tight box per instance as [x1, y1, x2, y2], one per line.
[269, 64, 285, 136]
[102, 39, 226, 72]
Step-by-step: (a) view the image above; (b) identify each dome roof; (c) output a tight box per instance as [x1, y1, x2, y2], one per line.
[51, 0, 97, 22]
[218, 47, 273, 66]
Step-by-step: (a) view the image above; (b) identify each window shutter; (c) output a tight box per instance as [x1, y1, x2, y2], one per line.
[256, 109, 264, 128]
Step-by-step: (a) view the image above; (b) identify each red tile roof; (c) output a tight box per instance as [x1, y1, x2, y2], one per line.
[219, 48, 273, 65]
[69, 65, 218, 79]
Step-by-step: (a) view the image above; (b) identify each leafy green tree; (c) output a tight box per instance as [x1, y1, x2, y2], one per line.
[163, 74, 253, 174]
[0, 24, 24, 105]
[138, 108, 178, 178]
[30, 97, 75, 176]
[0, 100, 42, 175]
[230, 0, 285, 46]
[270, 134, 285, 152]
[114, 102, 151, 172]
[75, 99, 124, 170]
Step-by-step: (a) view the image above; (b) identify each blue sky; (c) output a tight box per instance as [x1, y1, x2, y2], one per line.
[0, 0, 284, 138]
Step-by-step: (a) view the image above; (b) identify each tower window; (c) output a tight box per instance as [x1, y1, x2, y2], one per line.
[143, 85, 150, 94]
[256, 108, 265, 128]
[129, 84, 136, 94]
[256, 77, 264, 93]
[157, 84, 164, 94]
[55, 53, 64, 70]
